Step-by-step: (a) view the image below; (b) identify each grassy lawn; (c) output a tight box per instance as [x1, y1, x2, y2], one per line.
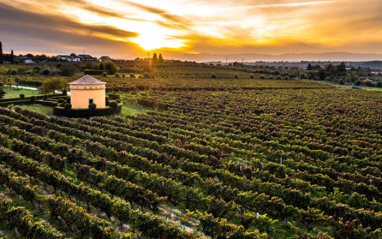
[313, 80, 382, 91]
[3, 87, 41, 99]
[19, 104, 54, 116]
[121, 103, 147, 117]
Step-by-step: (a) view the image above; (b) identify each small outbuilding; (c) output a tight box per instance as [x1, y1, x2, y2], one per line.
[362, 78, 373, 83]
[69, 75, 106, 109]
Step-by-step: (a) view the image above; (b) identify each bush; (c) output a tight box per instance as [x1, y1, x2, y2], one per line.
[58, 99, 65, 104]
[110, 101, 118, 108]
[30, 96, 36, 102]
[366, 81, 373, 86]
[211, 73, 217, 79]
[61, 64, 79, 76]
[34, 66, 41, 73]
[42, 68, 50, 75]
[62, 90, 67, 95]
[130, 73, 136, 78]
[284, 76, 290, 80]
[11, 69, 17, 75]
[259, 74, 265, 79]
[109, 93, 120, 100]
[115, 73, 120, 77]
[233, 74, 239, 79]
[122, 74, 125, 78]
[276, 76, 282, 80]
[102, 72, 108, 77]
[25, 70, 32, 75]
[89, 103, 97, 110]
[20, 94, 25, 98]
[339, 79, 345, 85]
[250, 74, 254, 79]
[268, 76, 274, 80]
[355, 80, 361, 86]
[64, 103, 72, 110]
[376, 81, 382, 87]
[143, 72, 150, 78]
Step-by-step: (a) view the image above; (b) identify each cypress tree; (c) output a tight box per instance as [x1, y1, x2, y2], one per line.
[10, 50, 14, 64]
[158, 53, 164, 63]
[0, 42, 3, 64]
[152, 53, 158, 63]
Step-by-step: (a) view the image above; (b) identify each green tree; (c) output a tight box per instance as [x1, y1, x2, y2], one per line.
[42, 77, 69, 94]
[158, 53, 164, 63]
[99, 61, 119, 74]
[338, 62, 346, 76]
[0, 80, 5, 99]
[0, 42, 3, 64]
[84, 61, 93, 70]
[61, 64, 79, 76]
[307, 63, 312, 70]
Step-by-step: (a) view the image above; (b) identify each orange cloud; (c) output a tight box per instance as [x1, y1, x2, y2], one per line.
[1, 0, 382, 58]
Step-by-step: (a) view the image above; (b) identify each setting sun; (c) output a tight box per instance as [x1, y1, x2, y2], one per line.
[1, 0, 382, 59]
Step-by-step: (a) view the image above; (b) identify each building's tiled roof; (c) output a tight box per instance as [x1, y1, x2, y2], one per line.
[69, 75, 106, 85]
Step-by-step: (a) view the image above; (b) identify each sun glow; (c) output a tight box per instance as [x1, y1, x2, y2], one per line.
[3, 0, 382, 57]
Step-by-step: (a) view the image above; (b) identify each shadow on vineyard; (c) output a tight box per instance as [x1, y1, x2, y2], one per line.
[0, 74, 382, 239]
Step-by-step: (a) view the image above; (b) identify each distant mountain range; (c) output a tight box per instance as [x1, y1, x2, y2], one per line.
[170, 52, 382, 62]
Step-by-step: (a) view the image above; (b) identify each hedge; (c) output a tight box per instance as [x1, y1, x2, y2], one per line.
[0, 99, 33, 107]
[53, 103, 122, 118]
[84, 70, 106, 75]
[0, 94, 65, 107]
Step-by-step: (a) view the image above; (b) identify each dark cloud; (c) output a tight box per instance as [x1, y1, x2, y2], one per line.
[0, 3, 138, 38]
[0, 3, 141, 57]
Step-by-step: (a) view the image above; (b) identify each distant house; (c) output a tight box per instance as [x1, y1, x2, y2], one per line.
[362, 78, 373, 83]
[78, 54, 95, 61]
[16, 55, 34, 64]
[24, 58, 34, 64]
[69, 54, 81, 62]
[57, 55, 70, 61]
[98, 56, 112, 62]
[371, 69, 381, 75]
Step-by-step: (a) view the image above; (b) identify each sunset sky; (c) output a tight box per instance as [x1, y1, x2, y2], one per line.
[1, 0, 382, 60]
